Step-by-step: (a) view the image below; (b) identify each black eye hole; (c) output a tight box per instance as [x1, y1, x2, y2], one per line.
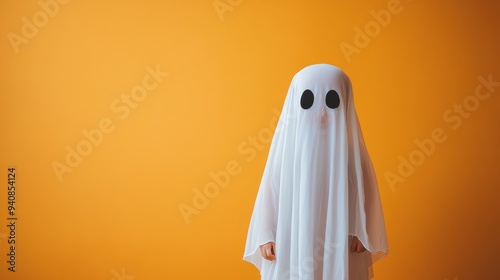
[300, 89, 314, 109]
[325, 90, 340, 109]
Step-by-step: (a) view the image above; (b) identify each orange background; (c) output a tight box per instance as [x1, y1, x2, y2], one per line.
[1, 0, 499, 279]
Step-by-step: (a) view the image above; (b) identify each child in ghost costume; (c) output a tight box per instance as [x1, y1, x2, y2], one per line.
[243, 64, 388, 280]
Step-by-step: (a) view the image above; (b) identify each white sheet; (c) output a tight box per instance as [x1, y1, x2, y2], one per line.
[243, 64, 388, 280]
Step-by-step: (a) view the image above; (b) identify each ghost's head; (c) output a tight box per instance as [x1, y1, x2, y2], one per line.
[287, 64, 351, 130]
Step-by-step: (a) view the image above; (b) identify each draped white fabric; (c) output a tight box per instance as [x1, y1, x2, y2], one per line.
[243, 64, 388, 280]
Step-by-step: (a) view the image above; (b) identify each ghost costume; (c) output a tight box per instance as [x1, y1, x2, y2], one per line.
[243, 64, 388, 280]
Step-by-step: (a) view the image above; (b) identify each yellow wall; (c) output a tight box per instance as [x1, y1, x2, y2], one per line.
[1, 0, 499, 279]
